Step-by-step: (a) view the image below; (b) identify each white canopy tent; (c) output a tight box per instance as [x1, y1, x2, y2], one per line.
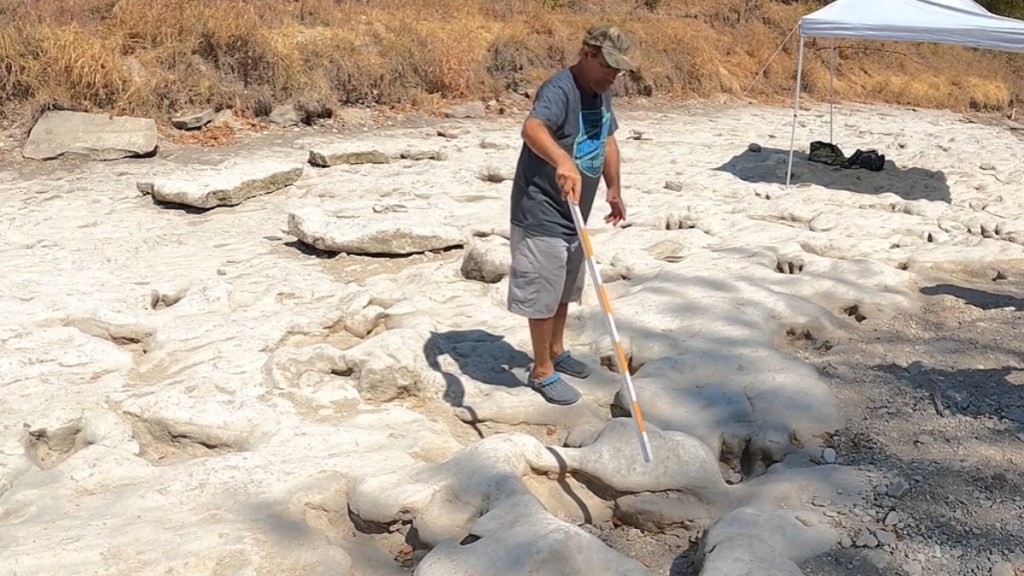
[786, 0, 1024, 186]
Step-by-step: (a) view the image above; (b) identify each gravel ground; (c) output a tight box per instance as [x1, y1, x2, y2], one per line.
[797, 271, 1024, 576]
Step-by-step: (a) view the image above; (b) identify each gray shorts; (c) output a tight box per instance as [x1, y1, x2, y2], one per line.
[507, 224, 586, 319]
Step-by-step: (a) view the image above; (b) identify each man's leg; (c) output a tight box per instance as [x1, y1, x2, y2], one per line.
[550, 236, 591, 378]
[528, 316, 556, 380]
[549, 302, 569, 360]
[507, 225, 582, 405]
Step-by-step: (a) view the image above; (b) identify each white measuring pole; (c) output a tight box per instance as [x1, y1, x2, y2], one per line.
[786, 34, 806, 189]
[567, 199, 653, 463]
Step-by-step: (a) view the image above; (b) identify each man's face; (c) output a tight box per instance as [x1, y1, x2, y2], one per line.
[583, 47, 622, 93]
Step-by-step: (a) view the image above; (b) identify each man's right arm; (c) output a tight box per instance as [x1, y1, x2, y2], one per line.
[522, 117, 573, 169]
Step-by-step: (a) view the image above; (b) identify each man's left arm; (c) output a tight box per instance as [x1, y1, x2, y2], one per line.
[603, 109, 626, 225]
[603, 132, 620, 191]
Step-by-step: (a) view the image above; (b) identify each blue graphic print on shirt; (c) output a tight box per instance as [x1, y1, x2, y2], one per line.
[573, 107, 610, 178]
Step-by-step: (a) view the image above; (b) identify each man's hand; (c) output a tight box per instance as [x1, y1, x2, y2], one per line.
[556, 159, 582, 204]
[605, 185, 626, 225]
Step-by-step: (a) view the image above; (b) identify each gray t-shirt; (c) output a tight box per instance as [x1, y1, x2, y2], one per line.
[510, 68, 619, 239]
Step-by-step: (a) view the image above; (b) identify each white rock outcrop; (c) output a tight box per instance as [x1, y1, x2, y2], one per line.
[288, 207, 466, 255]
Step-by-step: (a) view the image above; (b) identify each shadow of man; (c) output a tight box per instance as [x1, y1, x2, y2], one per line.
[423, 329, 534, 407]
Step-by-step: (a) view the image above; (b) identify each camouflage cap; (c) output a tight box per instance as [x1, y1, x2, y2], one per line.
[583, 24, 636, 72]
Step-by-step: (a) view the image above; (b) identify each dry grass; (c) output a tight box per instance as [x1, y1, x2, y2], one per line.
[1, 0, 1023, 125]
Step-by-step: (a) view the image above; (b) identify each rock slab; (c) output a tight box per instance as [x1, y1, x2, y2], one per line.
[288, 208, 466, 255]
[308, 148, 391, 167]
[137, 161, 303, 208]
[24, 111, 158, 161]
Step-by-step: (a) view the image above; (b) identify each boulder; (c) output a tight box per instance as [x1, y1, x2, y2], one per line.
[476, 165, 515, 183]
[693, 507, 837, 576]
[269, 104, 300, 125]
[171, 109, 216, 130]
[548, 418, 731, 500]
[24, 111, 158, 161]
[461, 235, 511, 283]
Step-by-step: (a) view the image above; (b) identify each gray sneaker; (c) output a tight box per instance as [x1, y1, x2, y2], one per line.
[528, 372, 582, 405]
[553, 351, 591, 379]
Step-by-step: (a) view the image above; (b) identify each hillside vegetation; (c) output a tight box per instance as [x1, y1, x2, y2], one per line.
[2, 0, 1024, 125]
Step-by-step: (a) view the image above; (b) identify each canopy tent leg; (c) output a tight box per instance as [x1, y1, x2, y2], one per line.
[829, 36, 835, 143]
[786, 35, 805, 188]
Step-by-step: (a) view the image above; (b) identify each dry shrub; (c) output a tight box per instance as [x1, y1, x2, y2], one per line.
[798, 40, 1014, 111]
[108, 0, 202, 51]
[622, 17, 724, 98]
[481, 0, 537, 20]
[293, 0, 344, 27]
[25, 24, 135, 111]
[486, 27, 568, 94]
[313, 25, 422, 106]
[0, 26, 35, 107]
[391, 17, 490, 97]
[2, 0, 1024, 123]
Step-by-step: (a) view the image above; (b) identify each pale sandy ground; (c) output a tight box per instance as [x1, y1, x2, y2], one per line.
[1, 99, 1023, 576]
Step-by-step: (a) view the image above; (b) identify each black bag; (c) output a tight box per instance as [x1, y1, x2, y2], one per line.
[808, 141, 846, 166]
[841, 149, 886, 172]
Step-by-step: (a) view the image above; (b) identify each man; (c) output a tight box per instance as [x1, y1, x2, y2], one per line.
[507, 24, 635, 405]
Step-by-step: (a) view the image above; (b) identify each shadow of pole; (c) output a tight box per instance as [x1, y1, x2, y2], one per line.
[545, 446, 594, 525]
